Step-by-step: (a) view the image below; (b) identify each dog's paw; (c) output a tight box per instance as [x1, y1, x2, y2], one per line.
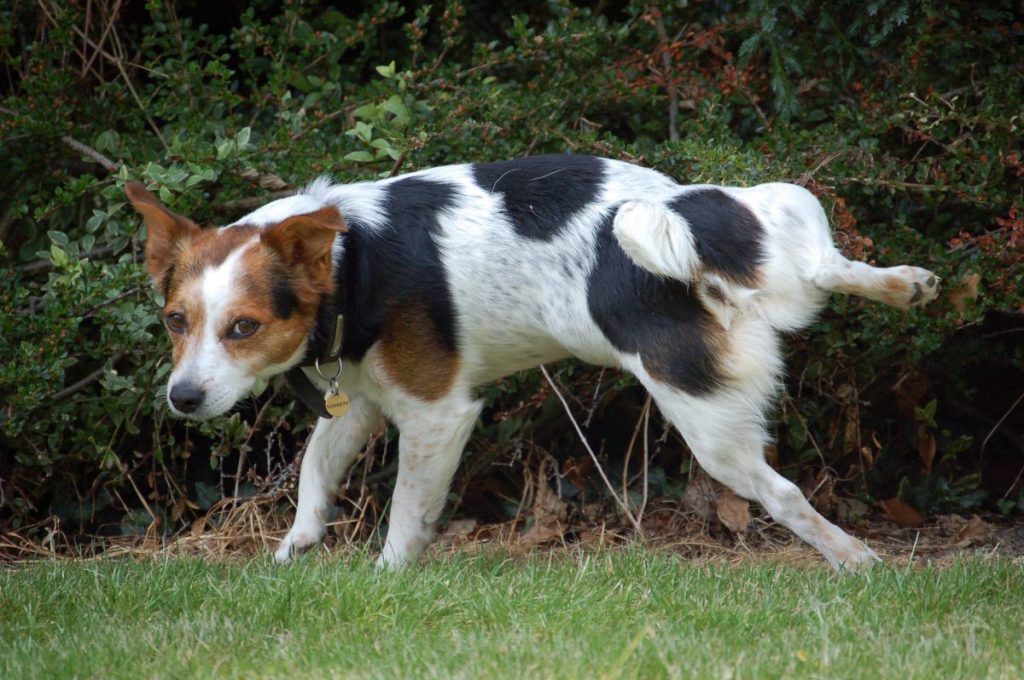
[895, 266, 940, 308]
[828, 541, 881, 573]
[274, 527, 324, 564]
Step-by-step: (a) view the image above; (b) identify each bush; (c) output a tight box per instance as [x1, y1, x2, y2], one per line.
[1, 0, 1021, 540]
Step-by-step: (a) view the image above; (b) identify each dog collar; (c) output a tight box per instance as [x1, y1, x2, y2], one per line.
[284, 314, 346, 419]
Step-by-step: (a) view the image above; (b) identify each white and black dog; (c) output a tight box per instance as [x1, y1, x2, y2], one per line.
[126, 154, 938, 570]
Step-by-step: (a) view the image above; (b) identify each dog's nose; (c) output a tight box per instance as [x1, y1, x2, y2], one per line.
[169, 383, 205, 413]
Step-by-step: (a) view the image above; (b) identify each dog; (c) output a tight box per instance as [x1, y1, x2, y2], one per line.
[126, 154, 939, 570]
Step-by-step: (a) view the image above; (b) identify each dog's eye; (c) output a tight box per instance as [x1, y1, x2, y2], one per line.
[229, 319, 261, 339]
[165, 312, 186, 334]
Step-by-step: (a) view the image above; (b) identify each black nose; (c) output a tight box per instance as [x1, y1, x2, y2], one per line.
[169, 383, 205, 413]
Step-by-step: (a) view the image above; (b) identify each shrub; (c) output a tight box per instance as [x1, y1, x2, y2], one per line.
[1, 0, 1021, 540]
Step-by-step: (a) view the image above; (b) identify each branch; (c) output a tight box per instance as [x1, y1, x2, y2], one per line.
[540, 365, 643, 535]
[652, 8, 679, 143]
[50, 352, 127, 403]
[211, 190, 294, 215]
[18, 244, 119, 275]
[61, 135, 120, 173]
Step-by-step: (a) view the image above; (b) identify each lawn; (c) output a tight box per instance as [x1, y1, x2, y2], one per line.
[2, 549, 1022, 679]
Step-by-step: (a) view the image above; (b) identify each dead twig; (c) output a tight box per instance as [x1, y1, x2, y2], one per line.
[651, 9, 679, 143]
[211, 191, 294, 214]
[540, 365, 643, 535]
[60, 134, 120, 173]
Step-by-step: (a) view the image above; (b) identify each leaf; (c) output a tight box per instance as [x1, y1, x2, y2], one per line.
[879, 497, 924, 527]
[375, 61, 396, 79]
[917, 426, 937, 475]
[382, 94, 411, 126]
[953, 514, 991, 547]
[235, 126, 251, 149]
[715, 488, 750, 534]
[49, 244, 68, 267]
[344, 150, 375, 162]
[682, 472, 717, 522]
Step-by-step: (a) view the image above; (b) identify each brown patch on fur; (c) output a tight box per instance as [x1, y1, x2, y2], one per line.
[641, 313, 726, 395]
[378, 301, 459, 401]
[163, 278, 205, 365]
[131, 186, 350, 377]
[259, 206, 348, 311]
[126, 182, 201, 292]
[883, 274, 909, 292]
[168, 226, 258, 296]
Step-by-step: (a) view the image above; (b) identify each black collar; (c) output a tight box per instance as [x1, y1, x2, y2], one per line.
[284, 314, 344, 419]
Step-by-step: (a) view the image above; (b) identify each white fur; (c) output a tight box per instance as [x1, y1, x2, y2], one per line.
[183, 158, 939, 571]
[613, 200, 700, 282]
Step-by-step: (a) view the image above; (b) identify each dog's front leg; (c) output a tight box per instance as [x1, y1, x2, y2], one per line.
[275, 395, 381, 563]
[377, 393, 483, 568]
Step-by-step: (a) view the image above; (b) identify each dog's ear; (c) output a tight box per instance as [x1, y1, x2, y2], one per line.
[260, 206, 348, 289]
[125, 182, 201, 293]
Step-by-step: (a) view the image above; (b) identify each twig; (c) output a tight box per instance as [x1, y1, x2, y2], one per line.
[60, 135, 120, 173]
[795, 151, 842, 187]
[388, 151, 408, 177]
[651, 8, 679, 143]
[80, 0, 124, 78]
[81, 287, 143, 318]
[540, 365, 643, 534]
[18, 244, 119, 275]
[49, 352, 126, 402]
[233, 385, 279, 498]
[211, 190, 294, 214]
[621, 396, 652, 522]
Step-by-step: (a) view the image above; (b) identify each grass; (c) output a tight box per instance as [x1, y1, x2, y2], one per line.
[2, 548, 1022, 679]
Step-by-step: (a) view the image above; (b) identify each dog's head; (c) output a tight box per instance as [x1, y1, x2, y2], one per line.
[126, 183, 346, 419]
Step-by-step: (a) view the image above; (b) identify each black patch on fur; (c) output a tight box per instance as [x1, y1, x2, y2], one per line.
[587, 211, 722, 395]
[669, 189, 764, 284]
[472, 155, 605, 240]
[270, 272, 299, 319]
[309, 176, 459, 362]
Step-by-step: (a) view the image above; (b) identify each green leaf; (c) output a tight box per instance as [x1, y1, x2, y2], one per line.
[50, 245, 68, 267]
[382, 94, 411, 126]
[344, 150, 375, 162]
[375, 61, 396, 79]
[236, 126, 251, 149]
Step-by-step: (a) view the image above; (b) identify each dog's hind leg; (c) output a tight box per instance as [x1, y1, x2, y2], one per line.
[635, 365, 879, 571]
[275, 395, 382, 563]
[378, 392, 483, 568]
[812, 253, 939, 309]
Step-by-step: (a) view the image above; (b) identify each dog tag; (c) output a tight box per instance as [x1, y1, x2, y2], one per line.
[325, 390, 350, 417]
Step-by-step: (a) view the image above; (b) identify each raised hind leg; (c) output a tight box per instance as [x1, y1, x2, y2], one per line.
[812, 254, 939, 309]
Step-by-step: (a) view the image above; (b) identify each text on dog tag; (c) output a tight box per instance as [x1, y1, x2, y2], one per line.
[325, 390, 351, 417]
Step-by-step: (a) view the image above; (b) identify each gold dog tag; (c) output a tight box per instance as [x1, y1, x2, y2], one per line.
[325, 390, 350, 417]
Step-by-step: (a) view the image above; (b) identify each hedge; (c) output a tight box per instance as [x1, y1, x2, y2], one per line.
[1, 0, 1021, 541]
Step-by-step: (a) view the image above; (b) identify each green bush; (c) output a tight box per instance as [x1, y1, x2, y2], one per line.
[1, 0, 1021, 539]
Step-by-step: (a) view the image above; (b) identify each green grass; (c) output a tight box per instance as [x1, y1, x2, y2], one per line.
[2, 549, 1022, 679]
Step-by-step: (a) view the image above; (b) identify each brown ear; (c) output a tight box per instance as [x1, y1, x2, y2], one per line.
[260, 206, 348, 290]
[125, 182, 201, 293]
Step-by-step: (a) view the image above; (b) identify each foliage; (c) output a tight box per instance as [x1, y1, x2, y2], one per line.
[1, 0, 1021, 538]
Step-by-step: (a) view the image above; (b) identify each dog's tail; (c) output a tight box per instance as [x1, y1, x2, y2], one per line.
[612, 200, 701, 282]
